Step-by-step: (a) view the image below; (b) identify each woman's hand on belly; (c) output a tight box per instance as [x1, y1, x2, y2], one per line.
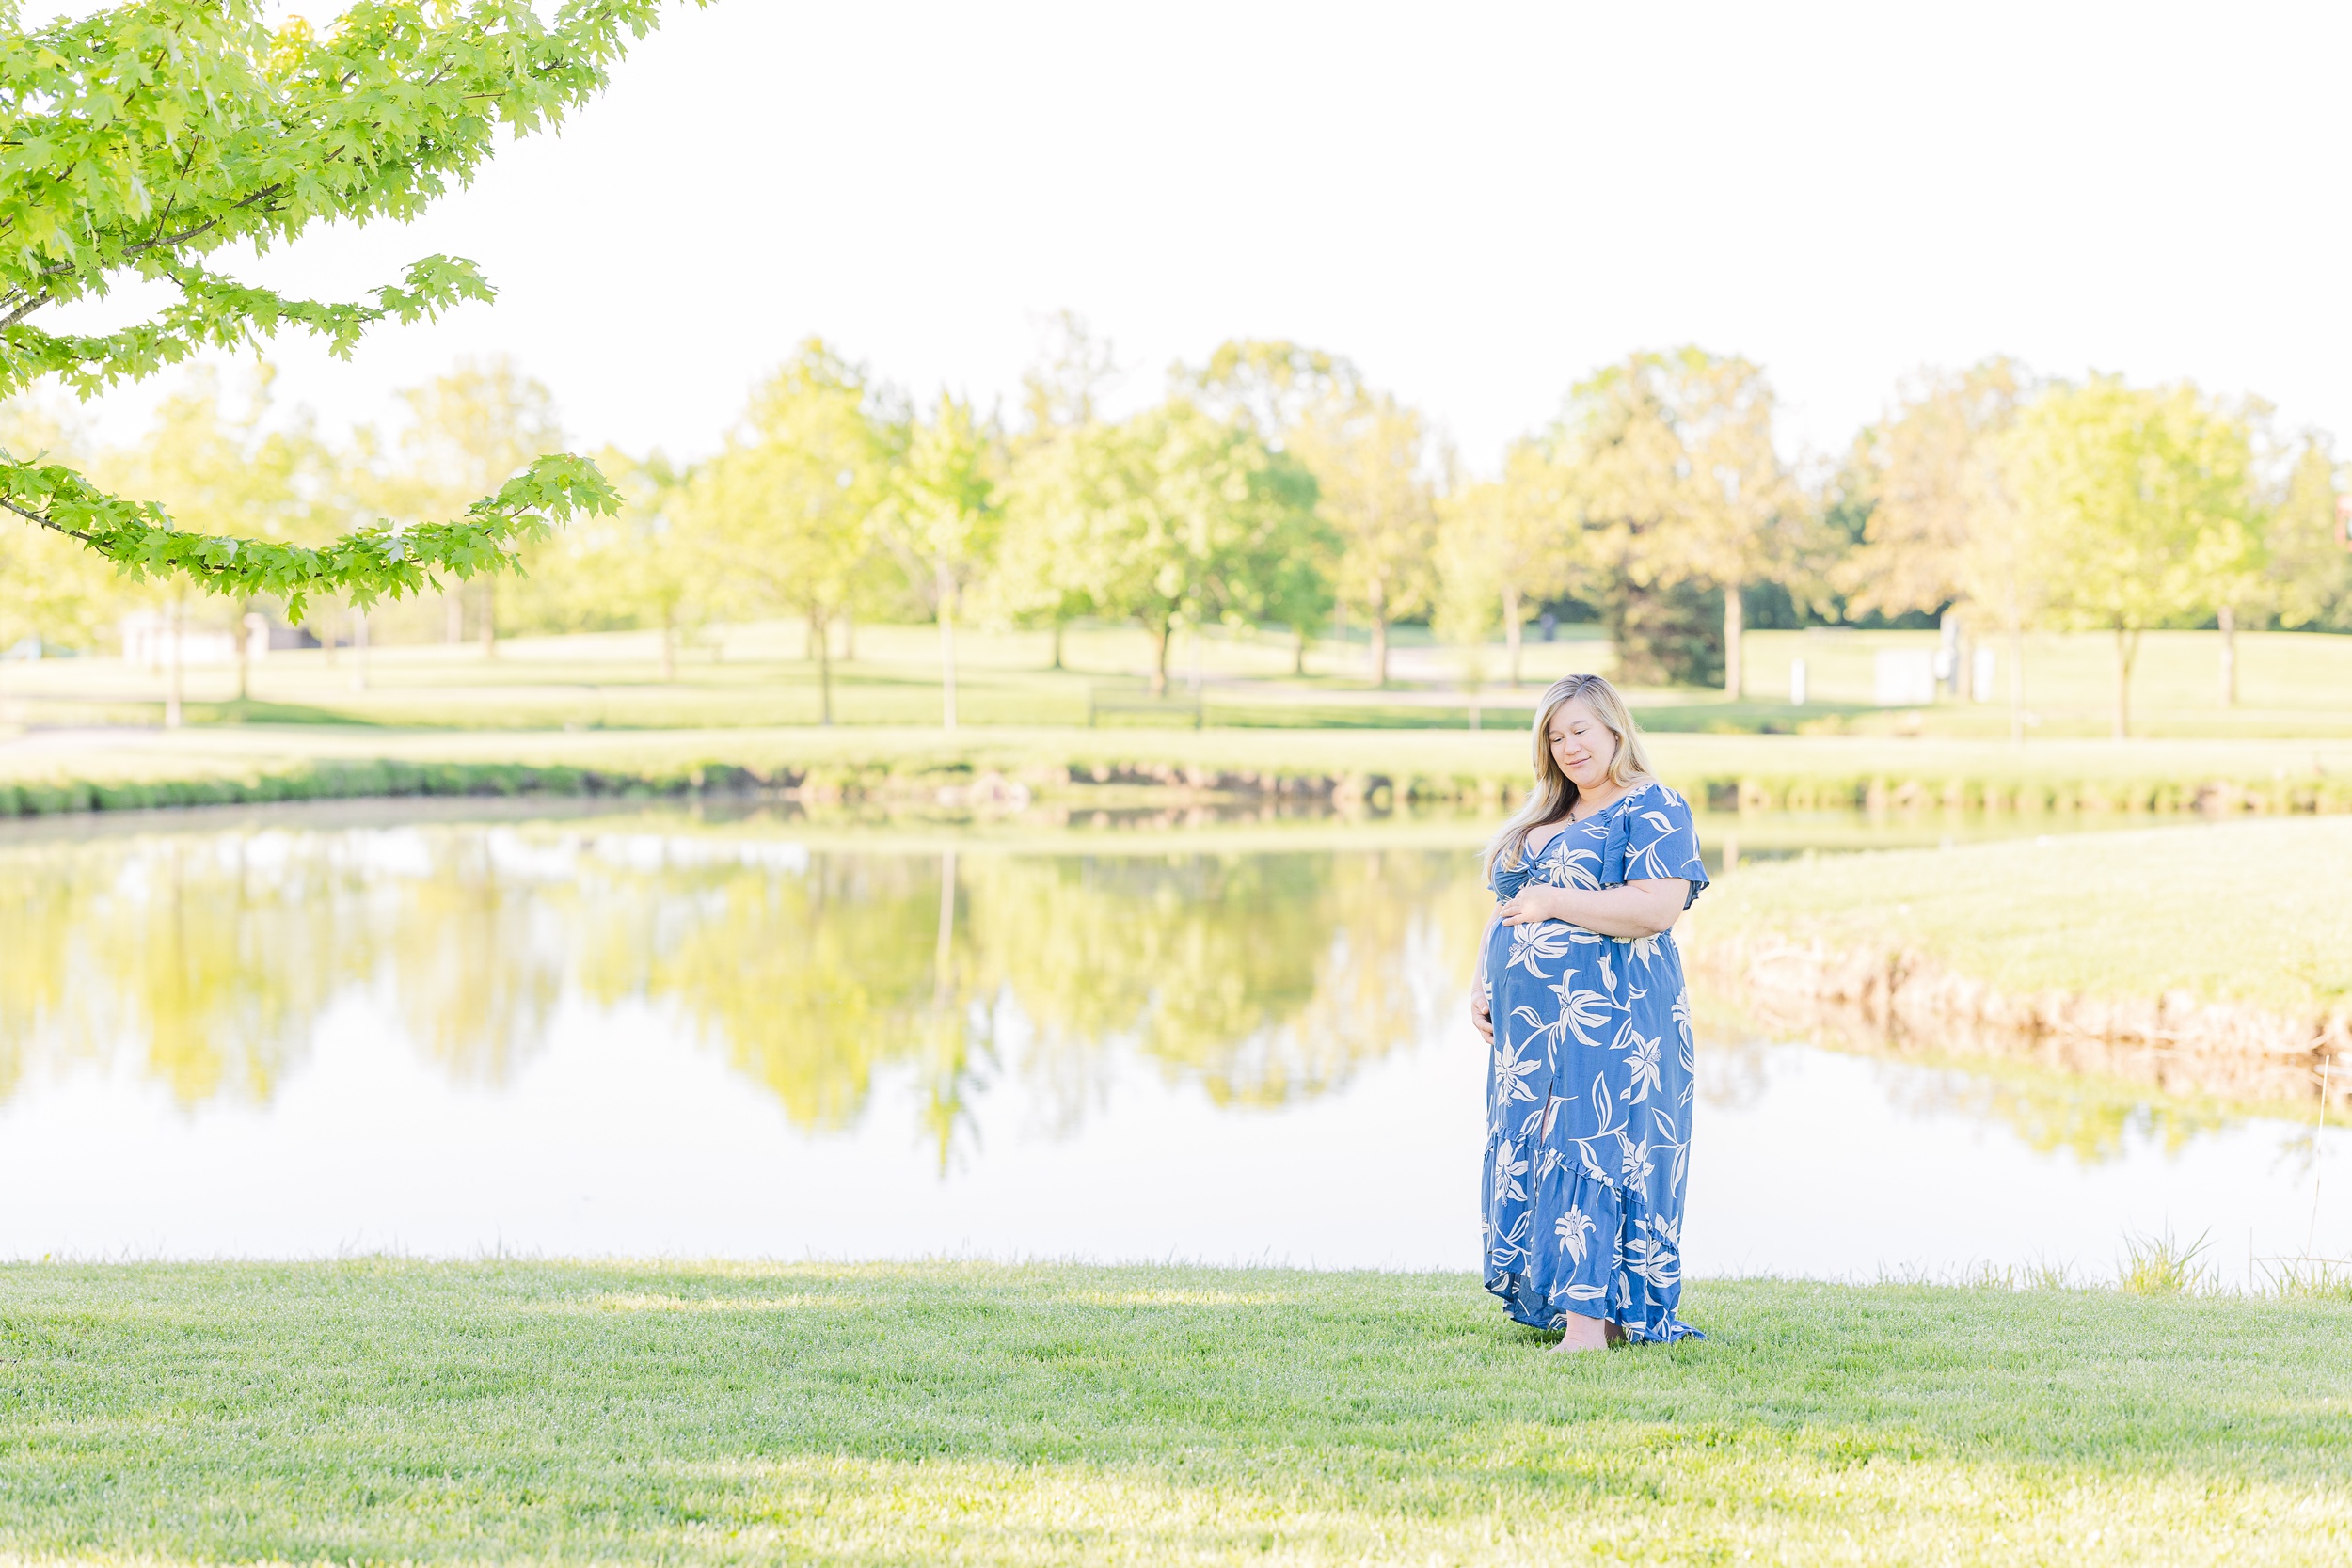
[1499, 879, 1688, 941]
[1496, 887, 1570, 927]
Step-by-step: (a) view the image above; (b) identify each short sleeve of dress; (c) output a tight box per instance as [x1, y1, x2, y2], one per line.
[1618, 784, 1709, 908]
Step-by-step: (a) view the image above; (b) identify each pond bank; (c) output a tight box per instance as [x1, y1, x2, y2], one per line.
[1694, 933, 2349, 1110]
[1, 1260, 2345, 1565]
[6, 723, 2352, 819]
[1685, 816, 2352, 1111]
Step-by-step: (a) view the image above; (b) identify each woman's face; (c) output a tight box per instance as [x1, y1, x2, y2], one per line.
[1547, 697, 1618, 794]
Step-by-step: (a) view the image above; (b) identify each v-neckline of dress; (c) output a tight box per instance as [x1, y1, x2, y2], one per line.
[1534, 785, 1641, 860]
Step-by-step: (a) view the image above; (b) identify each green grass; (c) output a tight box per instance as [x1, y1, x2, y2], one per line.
[11, 619, 2352, 824]
[1742, 626, 2352, 738]
[8, 619, 2352, 738]
[1689, 815, 2352, 1013]
[1, 1262, 2347, 1565]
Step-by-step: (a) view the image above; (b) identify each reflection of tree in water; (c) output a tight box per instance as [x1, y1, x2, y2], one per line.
[0, 830, 560, 1106]
[0, 846, 77, 1105]
[1694, 973, 2242, 1165]
[1, 821, 2284, 1174]
[963, 851, 1485, 1111]
[542, 844, 1488, 1151]
[1706, 987, 2244, 1165]
[644, 854, 946, 1134]
[598, 847, 1488, 1158]
[0, 836, 362, 1107]
[382, 834, 564, 1085]
[0, 827, 1488, 1145]
[1876, 1061, 2235, 1164]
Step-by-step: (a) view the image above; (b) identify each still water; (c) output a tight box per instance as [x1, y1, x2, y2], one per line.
[1, 804, 2340, 1285]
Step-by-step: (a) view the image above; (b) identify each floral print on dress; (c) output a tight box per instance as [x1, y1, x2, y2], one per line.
[1481, 780, 1708, 1342]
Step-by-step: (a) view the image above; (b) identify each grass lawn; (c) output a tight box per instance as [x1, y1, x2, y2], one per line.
[1740, 626, 2352, 739]
[1687, 816, 2352, 1014]
[8, 620, 2352, 739]
[1, 1262, 2347, 1565]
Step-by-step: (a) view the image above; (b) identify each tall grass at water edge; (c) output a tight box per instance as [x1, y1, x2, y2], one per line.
[8, 721, 2352, 821]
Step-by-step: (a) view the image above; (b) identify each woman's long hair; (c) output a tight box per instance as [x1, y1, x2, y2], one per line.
[1483, 673, 1659, 880]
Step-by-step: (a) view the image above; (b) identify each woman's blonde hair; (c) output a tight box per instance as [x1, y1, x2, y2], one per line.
[1483, 673, 1659, 879]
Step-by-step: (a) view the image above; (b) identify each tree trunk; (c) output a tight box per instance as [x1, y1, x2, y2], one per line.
[933, 848, 958, 1006]
[1502, 580, 1523, 689]
[2217, 603, 2236, 708]
[2112, 626, 2137, 740]
[816, 609, 834, 726]
[1050, 619, 1064, 671]
[1293, 625, 1309, 677]
[937, 567, 958, 733]
[1147, 616, 1170, 696]
[1723, 581, 1743, 700]
[235, 598, 252, 704]
[840, 610, 855, 662]
[660, 601, 676, 683]
[479, 580, 497, 658]
[163, 594, 183, 730]
[1604, 590, 1633, 686]
[806, 609, 821, 662]
[2009, 621, 2026, 745]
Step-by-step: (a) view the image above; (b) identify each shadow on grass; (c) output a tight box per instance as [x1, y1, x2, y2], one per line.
[184, 698, 383, 726]
[1627, 698, 1881, 735]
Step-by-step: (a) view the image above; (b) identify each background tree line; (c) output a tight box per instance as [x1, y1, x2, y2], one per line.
[7, 326, 2348, 736]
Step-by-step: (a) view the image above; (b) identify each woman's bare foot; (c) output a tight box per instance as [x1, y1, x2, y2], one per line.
[1549, 1314, 1610, 1354]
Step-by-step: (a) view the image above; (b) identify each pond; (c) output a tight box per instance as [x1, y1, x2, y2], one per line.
[1, 801, 2338, 1288]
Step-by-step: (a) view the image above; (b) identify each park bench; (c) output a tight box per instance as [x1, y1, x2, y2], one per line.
[1086, 684, 1204, 729]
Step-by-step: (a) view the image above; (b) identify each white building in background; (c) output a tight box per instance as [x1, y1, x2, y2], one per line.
[1972, 646, 1998, 703]
[1868, 643, 1998, 706]
[119, 610, 262, 670]
[1872, 647, 1938, 706]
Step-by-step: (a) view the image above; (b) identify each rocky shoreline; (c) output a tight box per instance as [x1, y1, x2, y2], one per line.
[8, 744, 2352, 822]
[1691, 932, 2352, 1113]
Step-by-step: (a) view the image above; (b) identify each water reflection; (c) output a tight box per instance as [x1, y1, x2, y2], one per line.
[1, 808, 2340, 1275]
[1693, 1009, 2241, 1165]
[0, 821, 1487, 1159]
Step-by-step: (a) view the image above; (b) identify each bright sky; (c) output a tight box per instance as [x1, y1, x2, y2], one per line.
[35, 1, 2352, 472]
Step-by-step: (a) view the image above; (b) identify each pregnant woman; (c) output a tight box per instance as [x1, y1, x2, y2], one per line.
[1470, 674, 1708, 1352]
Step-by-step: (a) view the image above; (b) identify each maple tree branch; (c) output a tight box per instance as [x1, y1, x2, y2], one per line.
[2, 494, 101, 548]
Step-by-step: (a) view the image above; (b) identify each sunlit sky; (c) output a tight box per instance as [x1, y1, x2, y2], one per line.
[32, 1, 2352, 471]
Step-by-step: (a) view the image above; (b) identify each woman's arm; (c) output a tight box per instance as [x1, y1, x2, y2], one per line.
[1470, 911, 1498, 1043]
[1496, 879, 1691, 940]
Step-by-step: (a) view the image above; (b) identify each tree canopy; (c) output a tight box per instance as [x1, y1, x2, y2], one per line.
[2004, 378, 2256, 736]
[0, 0, 680, 615]
[688, 341, 898, 723]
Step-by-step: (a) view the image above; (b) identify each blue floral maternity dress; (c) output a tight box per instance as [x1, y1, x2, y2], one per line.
[1481, 780, 1709, 1342]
